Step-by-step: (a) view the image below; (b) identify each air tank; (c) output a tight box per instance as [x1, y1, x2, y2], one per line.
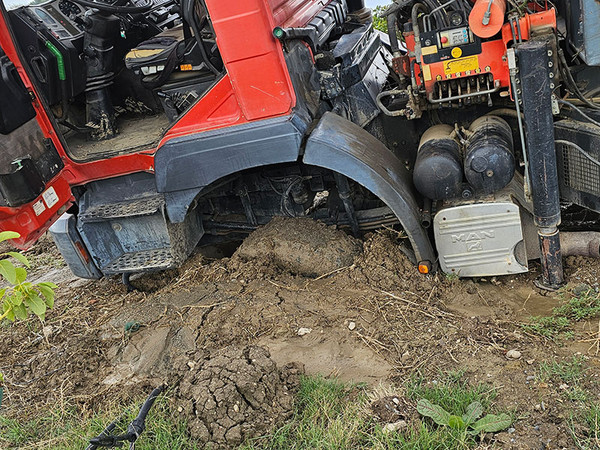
[413, 125, 463, 200]
[464, 115, 515, 194]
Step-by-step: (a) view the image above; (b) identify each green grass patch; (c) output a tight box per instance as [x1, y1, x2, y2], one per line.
[244, 372, 507, 450]
[538, 356, 587, 384]
[407, 371, 498, 415]
[522, 284, 600, 340]
[0, 391, 196, 449]
[569, 402, 600, 449]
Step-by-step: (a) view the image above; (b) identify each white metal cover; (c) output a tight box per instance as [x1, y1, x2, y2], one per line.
[433, 202, 528, 277]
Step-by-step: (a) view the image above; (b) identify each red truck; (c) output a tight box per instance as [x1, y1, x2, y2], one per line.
[0, 0, 599, 289]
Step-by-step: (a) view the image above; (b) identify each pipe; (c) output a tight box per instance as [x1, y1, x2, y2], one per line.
[516, 38, 564, 289]
[560, 232, 600, 258]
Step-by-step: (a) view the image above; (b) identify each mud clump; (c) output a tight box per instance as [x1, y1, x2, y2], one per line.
[234, 217, 362, 277]
[178, 345, 304, 449]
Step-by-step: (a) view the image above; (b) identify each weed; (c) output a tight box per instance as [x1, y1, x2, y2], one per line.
[522, 316, 572, 340]
[538, 356, 587, 384]
[245, 373, 508, 449]
[522, 284, 600, 340]
[407, 372, 497, 415]
[569, 402, 600, 449]
[0, 391, 196, 449]
[565, 386, 589, 403]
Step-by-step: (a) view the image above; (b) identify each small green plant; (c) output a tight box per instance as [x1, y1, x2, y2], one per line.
[416, 399, 512, 435]
[0, 231, 57, 323]
[522, 284, 600, 340]
[522, 316, 572, 340]
[538, 356, 587, 384]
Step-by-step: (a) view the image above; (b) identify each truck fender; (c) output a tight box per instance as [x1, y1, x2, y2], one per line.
[154, 113, 309, 223]
[303, 112, 435, 267]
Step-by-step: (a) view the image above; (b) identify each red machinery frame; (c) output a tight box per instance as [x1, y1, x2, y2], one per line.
[0, 0, 326, 246]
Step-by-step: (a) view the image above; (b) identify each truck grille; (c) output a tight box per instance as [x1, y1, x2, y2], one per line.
[560, 142, 600, 197]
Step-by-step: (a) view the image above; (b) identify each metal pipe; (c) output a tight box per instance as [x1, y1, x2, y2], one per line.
[560, 232, 600, 258]
[516, 38, 564, 289]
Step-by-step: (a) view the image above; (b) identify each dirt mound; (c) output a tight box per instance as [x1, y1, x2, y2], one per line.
[234, 217, 362, 277]
[178, 345, 303, 448]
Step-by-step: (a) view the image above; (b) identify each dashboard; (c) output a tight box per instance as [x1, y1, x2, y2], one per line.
[26, 0, 85, 40]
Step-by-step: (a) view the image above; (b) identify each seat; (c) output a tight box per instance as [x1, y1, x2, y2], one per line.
[125, 25, 185, 76]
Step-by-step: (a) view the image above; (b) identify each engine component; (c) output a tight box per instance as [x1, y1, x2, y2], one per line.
[469, 0, 507, 38]
[517, 38, 563, 289]
[464, 115, 515, 194]
[413, 125, 463, 201]
[433, 200, 528, 277]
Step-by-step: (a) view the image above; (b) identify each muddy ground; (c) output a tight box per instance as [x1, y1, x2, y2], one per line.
[1, 218, 599, 448]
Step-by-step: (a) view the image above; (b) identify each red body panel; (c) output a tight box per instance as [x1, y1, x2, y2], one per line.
[0, 0, 317, 246]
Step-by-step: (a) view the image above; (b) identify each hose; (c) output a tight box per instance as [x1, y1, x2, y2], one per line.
[387, 13, 400, 54]
[555, 140, 600, 168]
[558, 49, 600, 111]
[411, 3, 427, 62]
[556, 98, 600, 129]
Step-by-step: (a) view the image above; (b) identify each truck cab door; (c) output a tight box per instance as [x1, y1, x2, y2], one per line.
[0, 9, 73, 249]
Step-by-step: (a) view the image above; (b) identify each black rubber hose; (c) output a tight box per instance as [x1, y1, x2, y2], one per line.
[387, 13, 400, 54]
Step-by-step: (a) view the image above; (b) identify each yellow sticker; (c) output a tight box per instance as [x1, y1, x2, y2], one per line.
[451, 47, 463, 58]
[422, 64, 432, 82]
[444, 55, 479, 75]
[422, 45, 438, 56]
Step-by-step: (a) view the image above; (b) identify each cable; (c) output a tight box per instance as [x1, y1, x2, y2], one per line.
[556, 140, 600, 168]
[558, 49, 600, 111]
[557, 98, 600, 129]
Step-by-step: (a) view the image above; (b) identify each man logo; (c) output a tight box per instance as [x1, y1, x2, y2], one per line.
[451, 230, 495, 243]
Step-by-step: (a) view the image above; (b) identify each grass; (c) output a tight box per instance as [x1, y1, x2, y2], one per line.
[0, 373, 513, 450]
[569, 403, 600, 449]
[0, 390, 197, 449]
[243, 372, 506, 450]
[537, 356, 587, 384]
[522, 284, 600, 340]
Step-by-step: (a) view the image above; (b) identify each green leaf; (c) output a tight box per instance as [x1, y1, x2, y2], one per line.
[462, 401, 484, 426]
[38, 282, 58, 289]
[11, 291, 23, 306]
[15, 267, 27, 285]
[24, 292, 46, 319]
[13, 303, 27, 320]
[37, 284, 55, 308]
[416, 399, 451, 426]
[4, 308, 15, 322]
[0, 231, 20, 243]
[469, 413, 512, 434]
[0, 260, 17, 285]
[448, 415, 466, 430]
[6, 252, 29, 268]
[0, 288, 5, 301]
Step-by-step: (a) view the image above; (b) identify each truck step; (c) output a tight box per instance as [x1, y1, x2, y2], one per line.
[79, 196, 164, 222]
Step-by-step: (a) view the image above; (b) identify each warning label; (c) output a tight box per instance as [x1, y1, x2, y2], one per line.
[443, 55, 479, 75]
